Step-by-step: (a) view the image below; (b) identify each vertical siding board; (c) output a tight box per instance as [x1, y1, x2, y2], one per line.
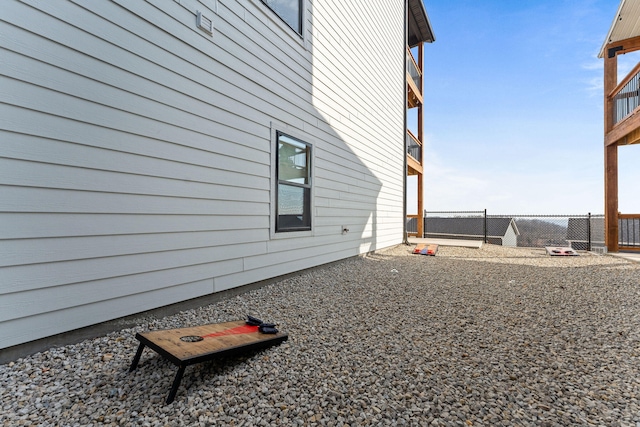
[0, 0, 408, 350]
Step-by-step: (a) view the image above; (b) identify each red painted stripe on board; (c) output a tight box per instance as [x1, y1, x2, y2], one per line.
[200, 324, 259, 339]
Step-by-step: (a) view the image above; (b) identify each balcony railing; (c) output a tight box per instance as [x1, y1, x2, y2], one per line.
[406, 130, 421, 162]
[406, 48, 422, 94]
[612, 63, 640, 125]
[619, 214, 640, 250]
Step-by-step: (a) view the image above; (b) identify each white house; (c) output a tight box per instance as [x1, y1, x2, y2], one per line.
[0, 0, 435, 359]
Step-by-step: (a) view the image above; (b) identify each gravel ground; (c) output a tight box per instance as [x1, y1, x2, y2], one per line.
[2, 244, 640, 427]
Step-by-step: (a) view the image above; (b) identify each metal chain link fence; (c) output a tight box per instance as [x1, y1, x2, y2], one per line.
[407, 210, 605, 252]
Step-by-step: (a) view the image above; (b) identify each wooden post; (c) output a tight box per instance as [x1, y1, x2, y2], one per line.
[605, 144, 619, 252]
[417, 173, 424, 237]
[604, 51, 619, 252]
[416, 42, 425, 237]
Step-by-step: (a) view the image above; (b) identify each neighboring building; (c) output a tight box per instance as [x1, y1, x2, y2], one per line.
[0, 0, 435, 357]
[600, 0, 640, 252]
[423, 217, 520, 247]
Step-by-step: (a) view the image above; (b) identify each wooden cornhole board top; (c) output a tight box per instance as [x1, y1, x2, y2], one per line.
[135, 320, 288, 366]
[413, 243, 438, 256]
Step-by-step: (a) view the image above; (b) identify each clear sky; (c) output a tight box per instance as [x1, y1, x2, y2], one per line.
[408, 0, 640, 215]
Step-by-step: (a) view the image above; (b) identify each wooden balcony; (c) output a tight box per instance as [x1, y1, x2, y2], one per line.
[606, 62, 640, 147]
[618, 214, 640, 251]
[406, 130, 422, 174]
[407, 46, 423, 108]
[603, 36, 640, 251]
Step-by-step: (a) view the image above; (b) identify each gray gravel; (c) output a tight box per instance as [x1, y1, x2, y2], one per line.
[2, 244, 640, 426]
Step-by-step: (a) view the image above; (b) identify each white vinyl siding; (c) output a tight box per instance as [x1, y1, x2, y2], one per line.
[0, 0, 406, 349]
[502, 228, 518, 247]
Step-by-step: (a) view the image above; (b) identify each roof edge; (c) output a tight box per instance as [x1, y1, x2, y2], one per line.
[598, 0, 627, 58]
[409, 0, 436, 46]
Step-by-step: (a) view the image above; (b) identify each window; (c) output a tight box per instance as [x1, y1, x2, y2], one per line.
[276, 132, 311, 232]
[261, 0, 302, 35]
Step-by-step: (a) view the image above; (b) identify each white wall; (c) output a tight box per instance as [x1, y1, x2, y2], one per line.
[502, 228, 518, 247]
[0, 0, 406, 349]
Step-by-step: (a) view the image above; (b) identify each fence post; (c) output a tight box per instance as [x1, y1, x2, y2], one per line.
[484, 209, 488, 243]
[587, 212, 592, 252]
[423, 209, 426, 238]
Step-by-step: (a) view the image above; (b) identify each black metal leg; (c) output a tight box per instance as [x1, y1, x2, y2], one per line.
[166, 365, 186, 404]
[129, 342, 145, 372]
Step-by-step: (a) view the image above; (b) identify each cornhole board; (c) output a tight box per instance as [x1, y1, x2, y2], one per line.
[545, 246, 578, 256]
[413, 243, 438, 256]
[129, 320, 288, 404]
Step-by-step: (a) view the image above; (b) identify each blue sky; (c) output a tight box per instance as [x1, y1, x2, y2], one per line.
[408, 0, 640, 215]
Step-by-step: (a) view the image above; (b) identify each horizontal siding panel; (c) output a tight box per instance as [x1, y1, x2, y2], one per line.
[0, 229, 269, 267]
[311, 18, 402, 134]
[0, 158, 269, 203]
[225, 0, 313, 66]
[0, 186, 269, 215]
[315, 207, 376, 219]
[0, 279, 215, 349]
[312, 222, 378, 237]
[132, 0, 314, 91]
[0, 270, 211, 323]
[267, 233, 354, 254]
[0, 213, 268, 239]
[245, 240, 361, 272]
[1, 242, 266, 294]
[310, 67, 402, 144]
[6, 0, 255, 109]
[315, 158, 369, 183]
[214, 246, 362, 293]
[316, 172, 383, 195]
[2, 250, 276, 321]
[316, 145, 384, 179]
[0, 128, 269, 190]
[326, 199, 379, 211]
[313, 215, 377, 228]
[0, 76, 271, 167]
[1, 47, 265, 145]
[0, 24, 276, 156]
[54, 0, 313, 131]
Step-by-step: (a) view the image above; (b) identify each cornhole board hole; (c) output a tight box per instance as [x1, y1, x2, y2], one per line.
[545, 246, 578, 256]
[129, 320, 288, 404]
[413, 243, 438, 256]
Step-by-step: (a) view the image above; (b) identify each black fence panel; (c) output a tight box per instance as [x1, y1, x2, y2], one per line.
[419, 211, 605, 251]
[406, 217, 418, 235]
[619, 216, 640, 248]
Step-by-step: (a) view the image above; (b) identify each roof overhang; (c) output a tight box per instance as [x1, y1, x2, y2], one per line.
[408, 0, 435, 47]
[599, 0, 640, 58]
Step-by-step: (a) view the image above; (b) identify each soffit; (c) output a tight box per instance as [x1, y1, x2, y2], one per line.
[599, 0, 640, 58]
[408, 0, 435, 47]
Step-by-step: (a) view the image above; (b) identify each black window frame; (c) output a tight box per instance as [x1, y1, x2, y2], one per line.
[276, 131, 311, 233]
[260, 0, 303, 35]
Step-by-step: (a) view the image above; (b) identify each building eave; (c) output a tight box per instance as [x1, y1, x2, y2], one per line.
[408, 0, 435, 47]
[599, 0, 640, 58]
